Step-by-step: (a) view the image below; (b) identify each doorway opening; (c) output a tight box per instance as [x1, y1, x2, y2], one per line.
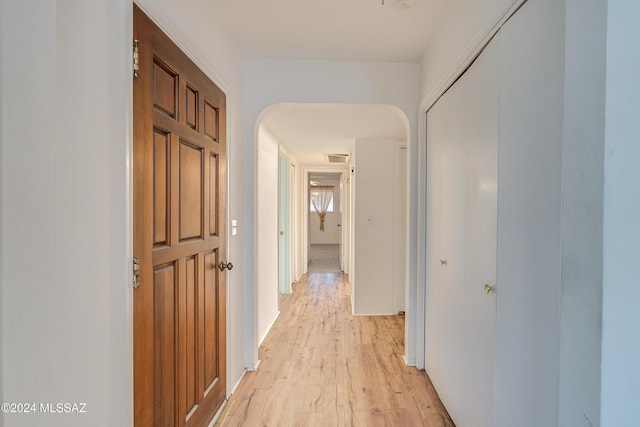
[307, 171, 346, 274]
[254, 102, 410, 362]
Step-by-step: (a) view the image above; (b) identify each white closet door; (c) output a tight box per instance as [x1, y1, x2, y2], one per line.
[426, 64, 458, 407]
[461, 37, 499, 427]
[425, 34, 499, 427]
[426, 70, 469, 425]
[425, 103, 443, 379]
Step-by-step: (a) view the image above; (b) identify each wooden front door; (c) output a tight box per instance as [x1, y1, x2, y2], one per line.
[133, 5, 227, 426]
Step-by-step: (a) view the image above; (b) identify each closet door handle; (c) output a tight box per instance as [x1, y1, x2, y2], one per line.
[439, 259, 447, 266]
[484, 284, 494, 294]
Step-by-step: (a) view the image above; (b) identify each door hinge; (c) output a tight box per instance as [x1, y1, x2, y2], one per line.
[132, 39, 140, 78]
[133, 257, 141, 288]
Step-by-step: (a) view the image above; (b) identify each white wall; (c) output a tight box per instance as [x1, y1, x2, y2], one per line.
[393, 146, 407, 315]
[559, 0, 606, 425]
[601, 1, 640, 425]
[1, 1, 131, 425]
[1, 2, 248, 426]
[309, 179, 341, 245]
[353, 139, 401, 315]
[256, 125, 280, 345]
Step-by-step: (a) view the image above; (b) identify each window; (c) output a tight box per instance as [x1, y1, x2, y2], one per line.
[310, 187, 334, 213]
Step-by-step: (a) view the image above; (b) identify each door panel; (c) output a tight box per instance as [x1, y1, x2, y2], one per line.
[209, 155, 219, 237]
[153, 59, 178, 118]
[460, 37, 499, 427]
[154, 130, 171, 246]
[154, 264, 176, 426]
[204, 250, 219, 385]
[425, 103, 442, 378]
[181, 255, 198, 417]
[278, 152, 290, 295]
[204, 101, 219, 142]
[425, 33, 499, 427]
[134, 5, 227, 426]
[178, 141, 203, 241]
[185, 85, 198, 130]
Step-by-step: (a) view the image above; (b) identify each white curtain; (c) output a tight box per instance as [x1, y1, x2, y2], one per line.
[311, 185, 334, 231]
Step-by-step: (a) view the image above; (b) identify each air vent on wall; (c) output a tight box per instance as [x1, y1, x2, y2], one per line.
[326, 154, 349, 164]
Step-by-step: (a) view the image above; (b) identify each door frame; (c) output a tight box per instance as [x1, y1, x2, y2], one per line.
[278, 150, 291, 295]
[301, 167, 350, 274]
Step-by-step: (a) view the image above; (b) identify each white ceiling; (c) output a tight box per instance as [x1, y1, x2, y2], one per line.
[211, 0, 452, 63]
[212, 0, 450, 165]
[261, 104, 408, 165]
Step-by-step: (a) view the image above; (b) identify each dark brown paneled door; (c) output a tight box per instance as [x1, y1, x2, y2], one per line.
[133, 5, 227, 427]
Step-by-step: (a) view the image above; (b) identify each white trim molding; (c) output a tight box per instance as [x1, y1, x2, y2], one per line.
[301, 166, 350, 272]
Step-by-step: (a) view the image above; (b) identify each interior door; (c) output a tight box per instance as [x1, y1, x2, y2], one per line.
[133, 5, 227, 426]
[278, 152, 290, 294]
[425, 35, 498, 427]
[432, 91, 467, 413]
[289, 162, 297, 283]
[460, 36, 499, 427]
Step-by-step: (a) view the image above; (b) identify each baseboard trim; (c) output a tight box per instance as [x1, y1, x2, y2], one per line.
[258, 310, 280, 346]
[403, 354, 415, 367]
[229, 369, 247, 395]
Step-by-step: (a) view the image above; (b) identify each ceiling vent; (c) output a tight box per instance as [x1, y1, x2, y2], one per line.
[326, 154, 349, 164]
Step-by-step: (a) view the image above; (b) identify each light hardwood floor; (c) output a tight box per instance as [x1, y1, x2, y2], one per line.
[216, 272, 455, 426]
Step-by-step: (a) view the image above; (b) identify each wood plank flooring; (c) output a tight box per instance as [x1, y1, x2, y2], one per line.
[216, 272, 455, 427]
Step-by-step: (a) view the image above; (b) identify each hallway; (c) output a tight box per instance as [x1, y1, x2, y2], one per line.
[216, 272, 454, 426]
[307, 244, 341, 273]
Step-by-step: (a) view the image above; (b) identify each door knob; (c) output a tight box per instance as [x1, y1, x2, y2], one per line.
[484, 284, 494, 294]
[219, 261, 234, 271]
[439, 259, 447, 266]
